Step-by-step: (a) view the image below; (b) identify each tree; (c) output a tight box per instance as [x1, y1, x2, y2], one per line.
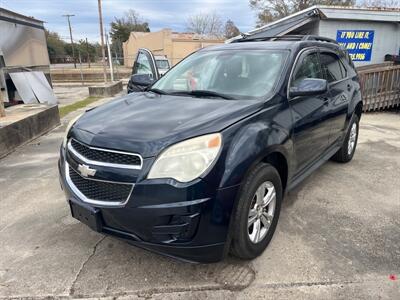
[110, 9, 150, 58]
[224, 19, 241, 39]
[250, 0, 356, 27]
[359, 0, 399, 7]
[186, 12, 223, 38]
[45, 30, 66, 59]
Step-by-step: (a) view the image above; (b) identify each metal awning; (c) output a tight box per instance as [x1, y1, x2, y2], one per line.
[229, 5, 400, 43]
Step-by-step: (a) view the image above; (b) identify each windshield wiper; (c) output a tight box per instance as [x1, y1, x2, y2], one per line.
[147, 88, 169, 95]
[170, 90, 235, 100]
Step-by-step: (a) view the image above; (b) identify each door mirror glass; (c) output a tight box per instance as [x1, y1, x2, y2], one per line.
[130, 74, 155, 87]
[289, 78, 328, 97]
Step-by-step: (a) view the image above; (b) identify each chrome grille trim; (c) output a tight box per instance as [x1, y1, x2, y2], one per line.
[65, 162, 134, 207]
[68, 139, 143, 170]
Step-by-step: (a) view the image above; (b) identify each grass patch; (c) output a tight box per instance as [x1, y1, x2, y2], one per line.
[59, 96, 102, 118]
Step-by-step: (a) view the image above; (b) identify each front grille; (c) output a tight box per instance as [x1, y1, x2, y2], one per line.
[69, 166, 133, 203]
[70, 139, 141, 167]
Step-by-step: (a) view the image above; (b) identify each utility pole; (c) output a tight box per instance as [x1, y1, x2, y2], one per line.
[85, 37, 91, 68]
[62, 14, 76, 69]
[78, 50, 84, 86]
[106, 32, 114, 82]
[97, 0, 107, 83]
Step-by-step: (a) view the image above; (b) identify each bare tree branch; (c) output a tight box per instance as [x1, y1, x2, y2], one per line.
[186, 12, 223, 38]
[250, 0, 356, 27]
[358, 0, 399, 8]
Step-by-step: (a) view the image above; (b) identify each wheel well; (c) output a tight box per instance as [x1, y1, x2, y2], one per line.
[262, 152, 288, 193]
[355, 102, 363, 120]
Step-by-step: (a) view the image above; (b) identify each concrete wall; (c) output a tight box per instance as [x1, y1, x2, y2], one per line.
[123, 29, 223, 67]
[123, 30, 170, 67]
[170, 40, 222, 65]
[0, 104, 60, 158]
[318, 20, 400, 66]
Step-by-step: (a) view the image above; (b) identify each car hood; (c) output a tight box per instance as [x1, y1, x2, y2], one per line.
[72, 92, 262, 157]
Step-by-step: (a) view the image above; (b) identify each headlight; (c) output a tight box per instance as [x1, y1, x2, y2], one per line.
[62, 113, 83, 148]
[147, 133, 222, 182]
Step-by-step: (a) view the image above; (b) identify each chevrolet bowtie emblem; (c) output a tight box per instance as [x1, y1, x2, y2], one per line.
[77, 164, 97, 177]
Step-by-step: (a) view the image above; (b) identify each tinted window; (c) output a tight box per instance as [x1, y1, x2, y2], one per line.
[133, 52, 154, 76]
[320, 53, 344, 83]
[339, 60, 347, 78]
[156, 60, 170, 69]
[291, 53, 324, 88]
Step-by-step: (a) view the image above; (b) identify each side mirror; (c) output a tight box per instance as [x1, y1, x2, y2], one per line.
[289, 78, 328, 97]
[130, 74, 155, 87]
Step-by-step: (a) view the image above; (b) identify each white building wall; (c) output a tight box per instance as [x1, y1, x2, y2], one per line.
[318, 20, 400, 66]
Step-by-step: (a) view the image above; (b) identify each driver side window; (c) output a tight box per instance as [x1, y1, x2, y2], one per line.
[291, 52, 324, 88]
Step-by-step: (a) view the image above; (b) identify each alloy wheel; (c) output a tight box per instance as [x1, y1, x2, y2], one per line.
[348, 123, 357, 155]
[248, 181, 276, 244]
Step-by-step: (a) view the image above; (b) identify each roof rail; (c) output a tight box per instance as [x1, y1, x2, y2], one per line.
[302, 35, 338, 44]
[233, 34, 338, 44]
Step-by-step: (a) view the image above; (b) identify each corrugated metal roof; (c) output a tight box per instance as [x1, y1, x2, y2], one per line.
[318, 5, 400, 22]
[0, 7, 44, 26]
[243, 5, 400, 39]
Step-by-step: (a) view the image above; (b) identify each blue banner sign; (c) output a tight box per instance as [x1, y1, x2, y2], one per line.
[336, 30, 374, 61]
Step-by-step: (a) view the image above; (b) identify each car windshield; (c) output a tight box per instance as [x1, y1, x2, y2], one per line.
[156, 59, 170, 69]
[152, 49, 288, 100]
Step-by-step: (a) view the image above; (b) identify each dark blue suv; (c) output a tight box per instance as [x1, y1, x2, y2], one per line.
[59, 35, 362, 263]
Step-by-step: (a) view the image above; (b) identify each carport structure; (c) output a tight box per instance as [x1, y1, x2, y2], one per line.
[233, 5, 400, 67]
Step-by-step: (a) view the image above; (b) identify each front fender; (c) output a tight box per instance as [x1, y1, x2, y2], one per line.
[345, 76, 363, 128]
[218, 108, 293, 189]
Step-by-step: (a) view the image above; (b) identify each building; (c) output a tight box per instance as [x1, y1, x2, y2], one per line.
[235, 6, 400, 66]
[123, 29, 224, 67]
[0, 8, 55, 105]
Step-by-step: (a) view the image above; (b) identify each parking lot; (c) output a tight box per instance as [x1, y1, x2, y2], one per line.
[0, 108, 399, 299]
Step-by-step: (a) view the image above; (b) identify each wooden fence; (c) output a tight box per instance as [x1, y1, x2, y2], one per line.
[358, 64, 400, 112]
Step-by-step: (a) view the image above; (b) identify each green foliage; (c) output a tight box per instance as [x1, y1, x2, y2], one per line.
[64, 40, 101, 61]
[45, 30, 66, 58]
[110, 9, 150, 58]
[59, 96, 101, 118]
[45, 29, 102, 63]
[250, 0, 356, 27]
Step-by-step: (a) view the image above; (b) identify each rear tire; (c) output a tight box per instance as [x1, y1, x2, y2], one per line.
[331, 115, 359, 163]
[230, 163, 282, 260]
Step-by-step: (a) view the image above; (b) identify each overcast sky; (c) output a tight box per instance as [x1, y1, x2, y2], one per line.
[0, 0, 256, 42]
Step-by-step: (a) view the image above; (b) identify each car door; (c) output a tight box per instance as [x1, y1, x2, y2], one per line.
[319, 51, 351, 145]
[128, 48, 159, 92]
[289, 49, 332, 173]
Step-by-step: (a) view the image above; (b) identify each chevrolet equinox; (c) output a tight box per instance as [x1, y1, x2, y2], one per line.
[59, 35, 363, 263]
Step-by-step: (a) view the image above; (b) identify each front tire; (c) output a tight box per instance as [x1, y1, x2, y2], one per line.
[230, 163, 282, 260]
[331, 115, 359, 163]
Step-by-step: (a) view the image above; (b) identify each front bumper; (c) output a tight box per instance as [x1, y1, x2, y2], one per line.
[58, 148, 239, 263]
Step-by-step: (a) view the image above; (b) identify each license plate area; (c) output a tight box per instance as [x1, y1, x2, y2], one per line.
[69, 200, 102, 232]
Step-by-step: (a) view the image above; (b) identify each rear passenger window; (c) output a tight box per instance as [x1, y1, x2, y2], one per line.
[291, 53, 324, 88]
[320, 53, 345, 83]
[339, 60, 347, 78]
